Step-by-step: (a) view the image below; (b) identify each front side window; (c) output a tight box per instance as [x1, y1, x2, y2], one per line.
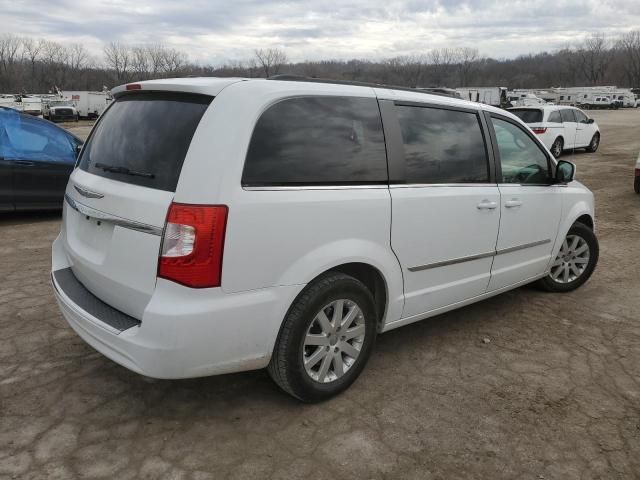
[492, 117, 551, 185]
[0, 111, 76, 163]
[574, 110, 589, 123]
[396, 105, 489, 184]
[242, 96, 387, 186]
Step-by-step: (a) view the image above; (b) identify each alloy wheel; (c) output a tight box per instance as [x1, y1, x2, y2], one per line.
[303, 299, 366, 383]
[550, 235, 590, 284]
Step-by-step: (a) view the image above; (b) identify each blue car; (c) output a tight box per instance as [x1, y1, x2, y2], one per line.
[1, 107, 83, 212]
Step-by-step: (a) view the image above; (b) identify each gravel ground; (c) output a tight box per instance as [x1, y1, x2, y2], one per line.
[1, 110, 639, 479]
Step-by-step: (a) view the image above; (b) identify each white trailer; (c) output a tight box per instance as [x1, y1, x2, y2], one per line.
[455, 87, 509, 108]
[63, 91, 111, 119]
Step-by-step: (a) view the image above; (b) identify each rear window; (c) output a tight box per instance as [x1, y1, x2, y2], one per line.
[78, 92, 212, 191]
[242, 96, 387, 187]
[509, 109, 543, 123]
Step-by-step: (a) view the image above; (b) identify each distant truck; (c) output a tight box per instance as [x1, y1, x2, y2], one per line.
[48, 105, 79, 122]
[64, 91, 111, 119]
[455, 87, 509, 108]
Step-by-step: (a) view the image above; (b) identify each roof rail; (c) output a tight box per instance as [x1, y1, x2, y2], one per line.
[267, 75, 460, 99]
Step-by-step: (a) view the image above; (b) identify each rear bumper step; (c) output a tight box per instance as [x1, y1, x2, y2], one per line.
[52, 267, 140, 332]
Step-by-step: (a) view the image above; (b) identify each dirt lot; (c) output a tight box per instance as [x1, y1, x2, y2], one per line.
[1, 110, 639, 479]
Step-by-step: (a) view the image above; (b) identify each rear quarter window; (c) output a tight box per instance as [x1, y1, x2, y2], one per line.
[509, 109, 543, 123]
[78, 92, 212, 192]
[242, 96, 388, 186]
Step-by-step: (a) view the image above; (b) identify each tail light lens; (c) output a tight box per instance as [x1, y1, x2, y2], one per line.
[158, 203, 228, 288]
[532, 127, 547, 134]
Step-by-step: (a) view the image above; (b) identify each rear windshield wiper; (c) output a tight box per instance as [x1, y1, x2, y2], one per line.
[94, 162, 155, 179]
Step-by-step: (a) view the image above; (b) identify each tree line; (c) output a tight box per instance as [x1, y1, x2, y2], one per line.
[1, 32, 639, 94]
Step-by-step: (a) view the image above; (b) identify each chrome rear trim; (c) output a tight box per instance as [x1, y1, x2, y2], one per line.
[65, 194, 163, 236]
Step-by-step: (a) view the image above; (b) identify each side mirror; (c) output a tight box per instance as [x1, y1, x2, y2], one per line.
[555, 160, 576, 184]
[587, 118, 595, 124]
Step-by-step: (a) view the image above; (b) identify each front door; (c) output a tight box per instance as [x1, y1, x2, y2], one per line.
[386, 102, 500, 318]
[573, 109, 593, 147]
[5, 115, 76, 209]
[486, 114, 563, 291]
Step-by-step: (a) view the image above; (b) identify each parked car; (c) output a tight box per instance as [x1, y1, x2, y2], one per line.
[0, 107, 83, 212]
[580, 96, 618, 110]
[49, 105, 79, 123]
[51, 78, 599, 402]
[635, 153, 640, 194]
[509, 105, 600, 158]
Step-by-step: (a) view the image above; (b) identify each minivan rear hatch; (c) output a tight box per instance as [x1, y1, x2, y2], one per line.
[61, 91, 213, 320]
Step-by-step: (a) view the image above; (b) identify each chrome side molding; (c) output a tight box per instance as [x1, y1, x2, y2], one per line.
[408, 251, 495, 272]
[408, 239, 551, 272]
[65, 194, 163, 236]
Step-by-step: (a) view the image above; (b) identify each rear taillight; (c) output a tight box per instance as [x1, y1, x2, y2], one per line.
[635, 168, 640, 177]
[532, 127, 547, 134]
[158, 203, 228, 288]
[126, 83, 142, 91]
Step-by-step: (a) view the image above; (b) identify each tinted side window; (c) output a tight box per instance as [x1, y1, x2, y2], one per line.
[242, 96, 387, 186]
[1, 114, 75, 163]
[547, 111, 562, 123]
[560, 109, 575, 123]
[396, 105, 489, 184]
[492, 117, 551, 185]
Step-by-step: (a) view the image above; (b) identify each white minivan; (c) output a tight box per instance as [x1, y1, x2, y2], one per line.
[509, 106, 600, 158]
[52, 77, 599, 401]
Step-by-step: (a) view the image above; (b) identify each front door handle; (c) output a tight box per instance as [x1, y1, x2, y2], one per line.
[505, 199, 523, 208]
[11, 160, 35, 167]
[477, 200, 498, 210]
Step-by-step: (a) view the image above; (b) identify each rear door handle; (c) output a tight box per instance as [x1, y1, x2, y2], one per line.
[477, 200, 498, 210]
[505, 199, 523, 208]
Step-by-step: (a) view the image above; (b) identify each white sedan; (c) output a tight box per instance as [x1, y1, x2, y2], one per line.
[509, 106, 600, 158]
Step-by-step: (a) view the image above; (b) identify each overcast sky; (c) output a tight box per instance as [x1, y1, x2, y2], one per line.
[1, 0, 639, 64]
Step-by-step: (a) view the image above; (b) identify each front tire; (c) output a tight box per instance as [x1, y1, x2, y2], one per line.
[537, 222, 598, 293]
[551, 137, 564, 158]
[585, 133, 600, 153]
[268, 272, 377, 402]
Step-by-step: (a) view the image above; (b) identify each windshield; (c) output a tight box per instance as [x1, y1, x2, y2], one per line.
[78, 92, 212, 191]
[509, 109, 543, 123]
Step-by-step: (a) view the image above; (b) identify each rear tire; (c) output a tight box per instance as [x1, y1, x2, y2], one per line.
[268, 272, 377, 402]
[537, 222, 598, 293]
[551, 137, 564, 158]
[585, 133, 600, 153]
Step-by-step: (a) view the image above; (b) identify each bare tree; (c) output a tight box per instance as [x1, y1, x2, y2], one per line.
[131, 46, 150, 77]
[617, 31, 640, 87]
[429, 48, 456, 86]
[104, 41, 131, 82]
[454, 47, 480, 87]
[0, 34, 23, 74]
[578, 34, 614, 85]
[254, 48, 287, 77]
[67, 43, 88, 71]
[385, 55, 428, 87]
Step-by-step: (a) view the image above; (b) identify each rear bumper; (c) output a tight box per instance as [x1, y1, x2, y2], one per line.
[51, 234, 303, 379]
